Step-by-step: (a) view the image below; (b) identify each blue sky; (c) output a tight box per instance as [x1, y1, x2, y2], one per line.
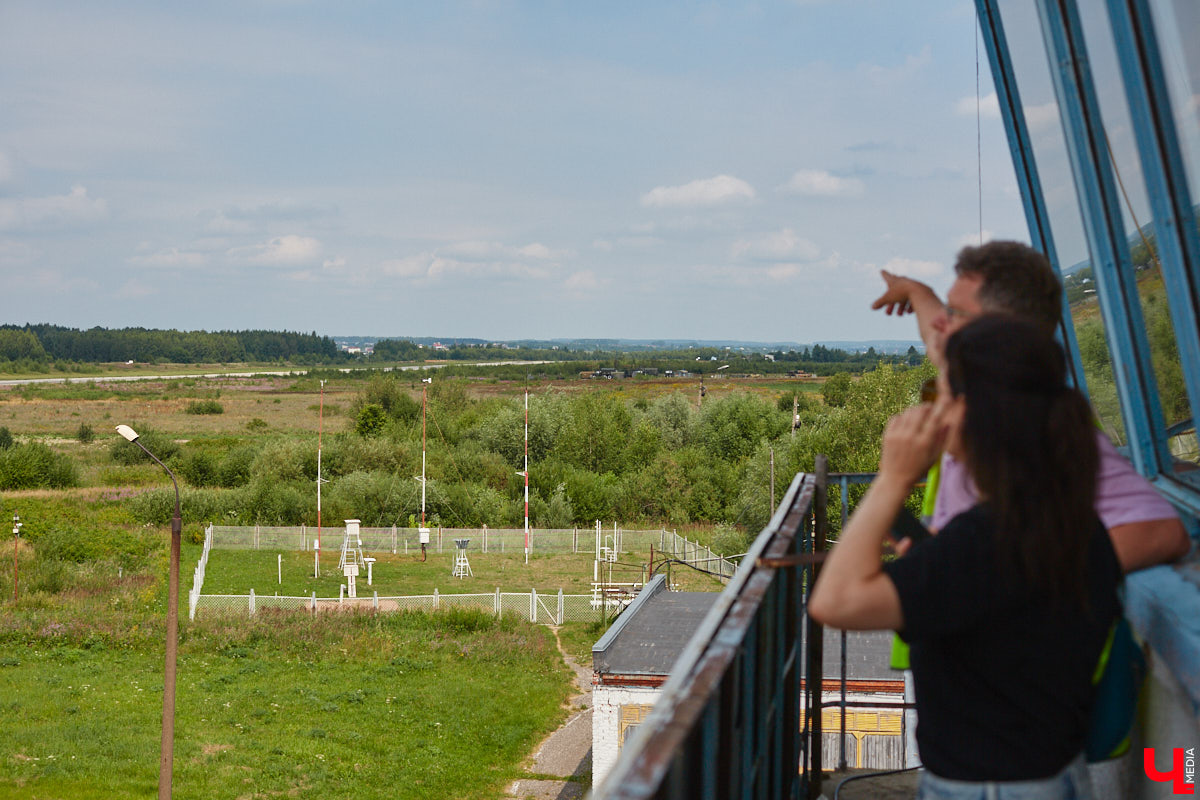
[0, 1, 1027, 343]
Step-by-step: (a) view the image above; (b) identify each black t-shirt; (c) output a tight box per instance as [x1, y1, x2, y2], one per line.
[882, 504, 1120, 781]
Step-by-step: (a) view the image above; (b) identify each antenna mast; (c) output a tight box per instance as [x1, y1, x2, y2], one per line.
[315, 379, 326, 577]
[523, 386, 530, 564]
[416, 378, 431, 561]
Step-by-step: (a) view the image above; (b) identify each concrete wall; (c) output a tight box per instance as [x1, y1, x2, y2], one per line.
[592, 684, 660, 790]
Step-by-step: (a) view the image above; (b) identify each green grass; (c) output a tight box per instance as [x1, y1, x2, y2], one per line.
[198, 546, 725, 598]
[0, 610, 572, 800]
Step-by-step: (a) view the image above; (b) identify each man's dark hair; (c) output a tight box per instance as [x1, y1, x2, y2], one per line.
[954, 241, 1062, 333]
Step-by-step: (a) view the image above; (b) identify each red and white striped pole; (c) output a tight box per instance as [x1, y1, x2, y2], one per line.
[523, 388, 530, 564]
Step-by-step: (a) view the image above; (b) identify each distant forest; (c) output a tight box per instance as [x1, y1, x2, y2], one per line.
[0, 324, 344, 366]
[0, 323, 921, 377]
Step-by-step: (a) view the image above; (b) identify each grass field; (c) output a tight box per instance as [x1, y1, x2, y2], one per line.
[0, 610, 572, 800]
[198, 544, 727, 599]
[0, 367, 775, 799]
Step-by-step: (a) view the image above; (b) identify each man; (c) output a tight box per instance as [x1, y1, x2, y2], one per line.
[872, 240, 1189, 572]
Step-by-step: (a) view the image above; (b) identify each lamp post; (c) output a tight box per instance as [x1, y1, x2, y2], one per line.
[116, 425, 181, 800]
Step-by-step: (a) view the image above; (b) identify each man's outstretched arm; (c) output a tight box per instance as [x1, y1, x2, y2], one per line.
[871, 271, 946, 365]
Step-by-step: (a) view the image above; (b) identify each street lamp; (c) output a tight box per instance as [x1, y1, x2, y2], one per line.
[117, 424, 181, 800]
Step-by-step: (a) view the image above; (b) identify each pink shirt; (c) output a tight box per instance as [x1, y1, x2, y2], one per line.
[932, 430, 1180, 531]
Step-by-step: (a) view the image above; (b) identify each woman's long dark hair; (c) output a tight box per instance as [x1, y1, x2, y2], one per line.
[944, 315, 1099, 606]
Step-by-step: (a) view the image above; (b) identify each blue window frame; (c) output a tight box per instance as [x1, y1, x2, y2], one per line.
[978, 0, 1200, 519]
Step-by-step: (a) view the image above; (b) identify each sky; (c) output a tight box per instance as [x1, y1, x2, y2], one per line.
[0, 1, 1030, 344]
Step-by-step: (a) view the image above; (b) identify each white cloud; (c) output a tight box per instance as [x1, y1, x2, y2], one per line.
[781, 170, 864, 197]
[373, 248, 553, 283]
[129, 247, 207, 268]
[954, 230, 995, 250]
[616, 235, 663, 249]
[640, 175, 756, 208]
[564, 270, 601, 292]
[11, 267, 100, 293]
[1023, 101, 1059, 130]
[732, 228, 820, 262]
[114, 279, 156, 299]
[592, 239, 613, 252]
[203, 211, 254, 235]
[227, 234, 322, 266]
[0, 185, 108, 230]
[0, 239, 39, 265]
[518, 242, 556, 259]
[440, 240, 566, 262]
[861, 46, 932, 84]
[956, 91, 1000, 119]
[881, 256, 945, 279]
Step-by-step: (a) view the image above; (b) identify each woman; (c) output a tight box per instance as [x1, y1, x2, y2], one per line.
[809, 315, 1120, 798]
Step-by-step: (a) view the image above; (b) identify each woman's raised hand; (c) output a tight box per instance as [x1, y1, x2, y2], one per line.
[878, 404, 948, 487]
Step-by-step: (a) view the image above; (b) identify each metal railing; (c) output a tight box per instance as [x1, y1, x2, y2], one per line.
[592, 461, 826, 800]
[591, 462, 916, 799]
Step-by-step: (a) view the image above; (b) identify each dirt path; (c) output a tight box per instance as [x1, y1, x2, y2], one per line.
[507, 627, 592, 800]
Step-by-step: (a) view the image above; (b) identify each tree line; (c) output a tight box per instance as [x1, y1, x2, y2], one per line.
[0, 324, 344, 365]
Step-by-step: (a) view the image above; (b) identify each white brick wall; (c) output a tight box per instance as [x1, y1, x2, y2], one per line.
[592, 683, 661, 789]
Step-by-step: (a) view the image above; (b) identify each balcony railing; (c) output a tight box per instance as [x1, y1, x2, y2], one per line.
[592, 459, 831, 800]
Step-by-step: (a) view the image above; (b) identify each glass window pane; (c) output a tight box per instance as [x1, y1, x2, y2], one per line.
[1148, 0, 1200, 480]
[1078, 1, 1199, 486]
[996, 0, 1127, 442]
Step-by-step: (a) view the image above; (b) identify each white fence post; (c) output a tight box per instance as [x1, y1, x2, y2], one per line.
[530, 588, 537, 623]
[373, 591, 378, 610]
[558, 589, 564, 625]
[249, 588, 256, 616]
[311, 592, 317, 614]
[434, 588, 439, 609]
[495, 587, 501, 617]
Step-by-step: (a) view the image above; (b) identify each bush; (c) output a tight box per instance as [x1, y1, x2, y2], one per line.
[0, 442, 79, 489]
[0, 427, 12, 450]
[109, 429, 180, 465]
[35, 525, 159, 567]
[218, 445, 257, 487]
[184, 399, 224, 415]
[709, 525, 752, 557]
[178, 449, 221, 487]
[355, 404, 388, 437]
[246, 418, 268, 432]
[76, 422, 95, 443]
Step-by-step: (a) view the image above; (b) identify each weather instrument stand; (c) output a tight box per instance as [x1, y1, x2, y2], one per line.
[338, 519, 366, 572]
[452, 538, 473, 579]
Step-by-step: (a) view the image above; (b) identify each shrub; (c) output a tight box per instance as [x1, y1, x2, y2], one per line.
[0, 427, 12, 450]
[184, 399, 224, 415]
[218, 445, 257, 487]
[76, 422, 95, 443]
[35, 525, 158, 567]
[0, 442, 79, 489]
[178, 449, 221, 487]
[109, 429, 180, 465]
[355, 404, 387, 437]
[246, 418, 268, 431]
[709, 524, 752, 557]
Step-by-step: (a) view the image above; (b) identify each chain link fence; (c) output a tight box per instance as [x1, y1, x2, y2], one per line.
[191, 524, 737, 623]
[206, 524, 735, 574]
[193, 586, 609, 626]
